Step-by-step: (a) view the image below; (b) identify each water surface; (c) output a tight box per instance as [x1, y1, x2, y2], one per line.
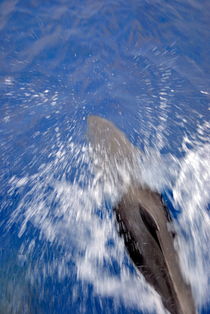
[0, 0, 210, 313]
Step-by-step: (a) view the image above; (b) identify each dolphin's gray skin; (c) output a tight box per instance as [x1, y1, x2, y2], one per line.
[87, 115, 196, 314]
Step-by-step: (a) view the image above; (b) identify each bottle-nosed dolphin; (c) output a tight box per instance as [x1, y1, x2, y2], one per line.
[87, 115, 196, 314]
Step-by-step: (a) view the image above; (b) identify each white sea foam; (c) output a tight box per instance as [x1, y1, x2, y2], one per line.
[173, 143, 210, 309]
[8, 140, 167, 313]
[7, 125, 210, 313]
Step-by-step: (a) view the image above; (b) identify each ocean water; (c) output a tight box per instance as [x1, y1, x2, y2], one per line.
[0, 0, 210, 313]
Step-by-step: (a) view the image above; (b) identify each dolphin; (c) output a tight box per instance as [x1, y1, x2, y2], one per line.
[87, 115, 196, 314]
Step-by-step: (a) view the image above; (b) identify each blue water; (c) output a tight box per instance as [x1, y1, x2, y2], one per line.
[0, 0, 210, 313]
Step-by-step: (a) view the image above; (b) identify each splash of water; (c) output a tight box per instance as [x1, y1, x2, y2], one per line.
[6, 123, 210, 313]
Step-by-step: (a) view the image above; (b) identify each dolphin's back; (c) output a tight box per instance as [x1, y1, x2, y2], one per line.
[114, 186, 196, 314]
